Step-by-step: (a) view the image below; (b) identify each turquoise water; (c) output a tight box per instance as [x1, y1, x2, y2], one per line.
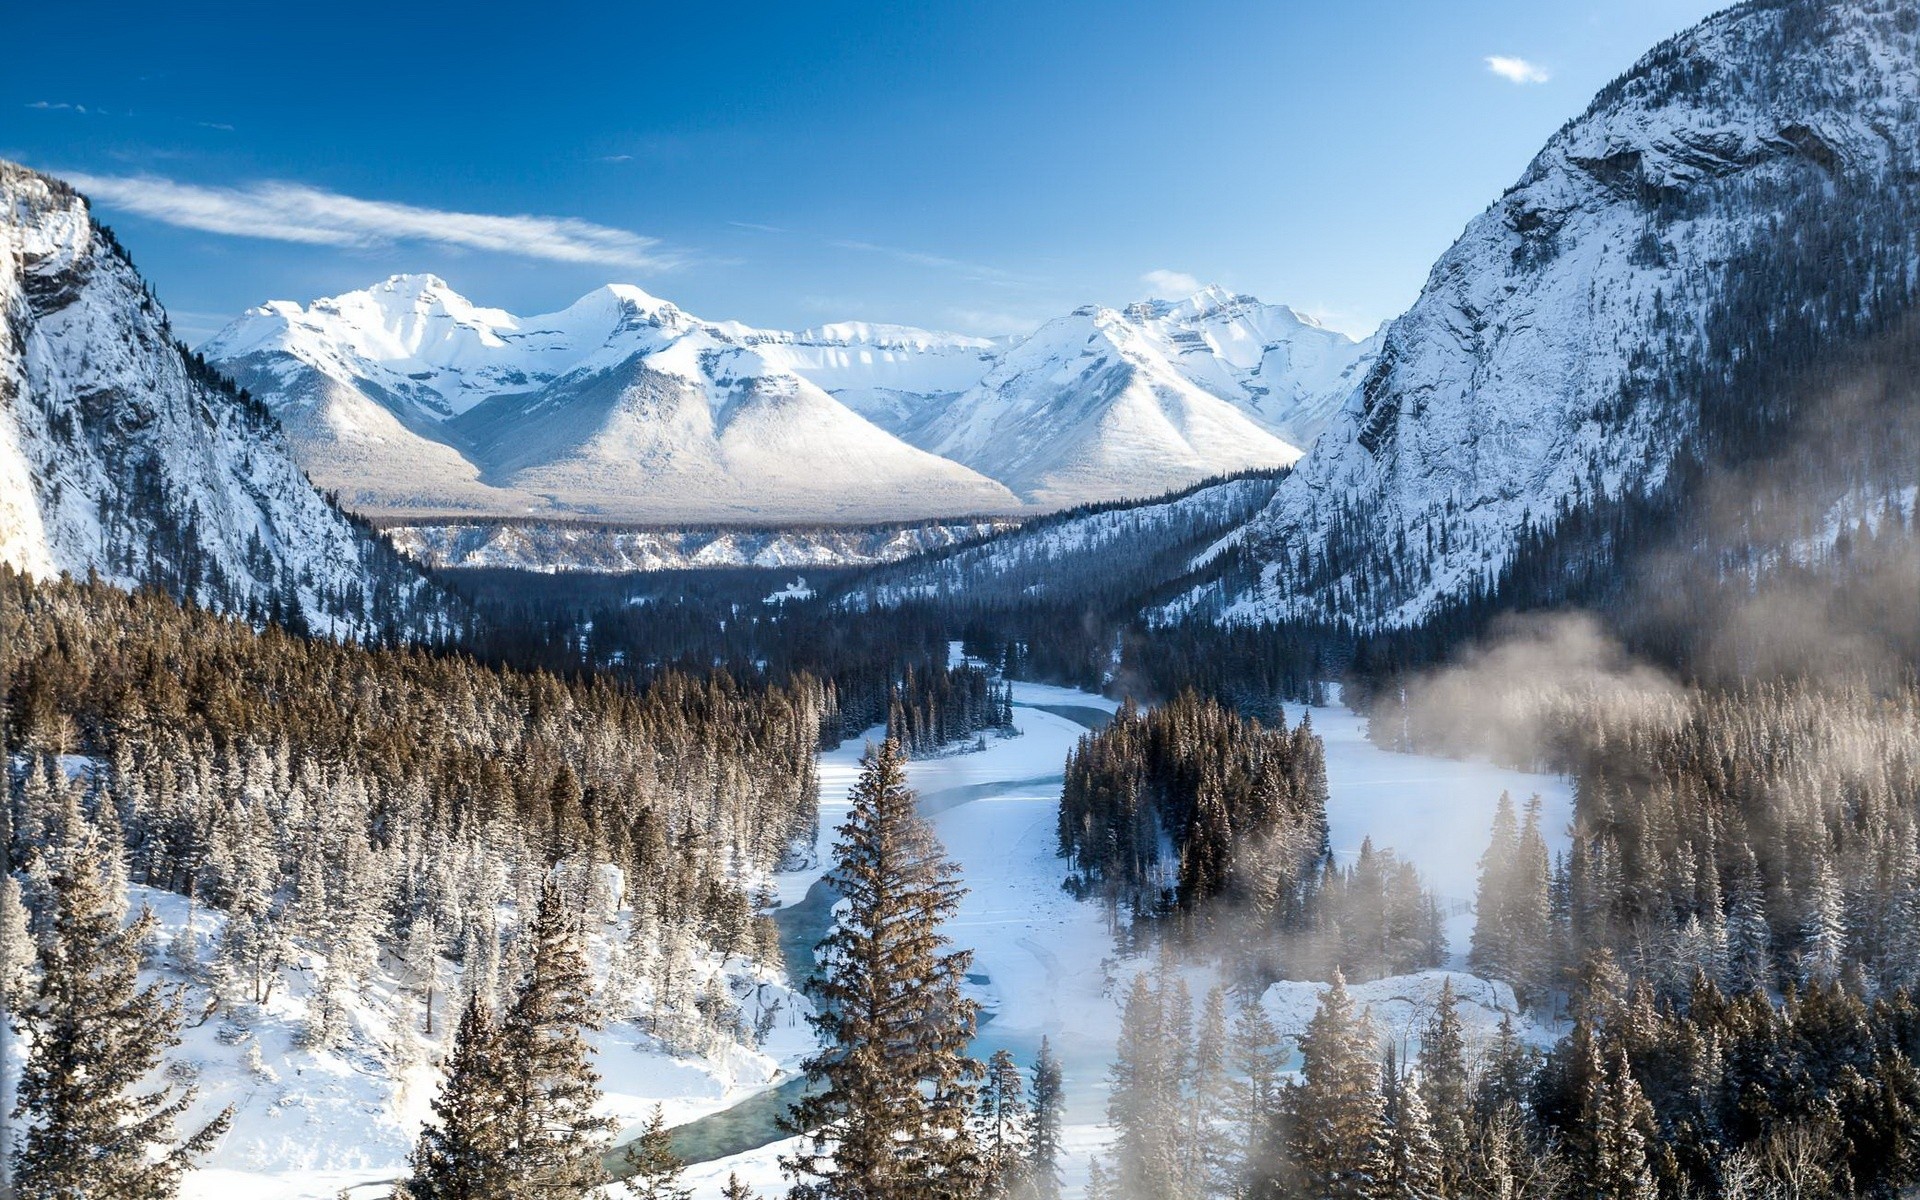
[610, 701, 1106, 1175]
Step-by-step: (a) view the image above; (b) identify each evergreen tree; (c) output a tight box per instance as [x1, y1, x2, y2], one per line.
[1468, 795, 1519, 985]
[721, 1175, 758, 1200]
[1418, 978, 1471, 1186]
[975, 1049, 1030, 1197]
[1107, 971, 1184, 1197]
[12, 843, 231, 1199]
[407, 994, 511, 1200]
[1368, 1068, 1443, 1200]
[620, 1105, 692, 1200]
[496, 875, 615, 1197]
[1230, 990, 1287, 1192]
[1286, 971, 1383, 1200]
[781, 739, 982, 1200]
[1024, 1038, 1065, 1200]
[1579, 1041, 1657, 1200]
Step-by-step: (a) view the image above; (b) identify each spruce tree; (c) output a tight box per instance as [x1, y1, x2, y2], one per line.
[408, 994, 511, 1200]
[721, 1174, 758, 1200]
[620, 1105, 691, 1200]
[12, 842, 231, 1199]
[1230, 991, 1287, 1192]
[496, 875, 614, 1197]
[1285, 971, 1382, 1200]
[1025, 1038, 1065, 1200]
[1417, 978, 1471, 1184]
[1367, 1067, 1443, 1200]
[780, 739, 982, 1200]
[975, 1049, 1030, 1197]
[1468, 794, 1519, 983]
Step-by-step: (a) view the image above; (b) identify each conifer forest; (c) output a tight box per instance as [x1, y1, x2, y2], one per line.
[7, 1, 1920, 1197]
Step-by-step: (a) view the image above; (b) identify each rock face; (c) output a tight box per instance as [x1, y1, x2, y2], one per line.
[0, 162, 437, 636]
[1198, 0, 1920, 629]
[204, 276, 1370, 521]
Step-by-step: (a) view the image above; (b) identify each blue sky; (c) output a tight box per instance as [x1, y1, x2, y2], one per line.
[5, 0, 1726, 342]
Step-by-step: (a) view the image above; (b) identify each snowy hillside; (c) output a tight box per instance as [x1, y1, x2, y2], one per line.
[385, 517, 1014, 573]
[1193, 0, 1920, 629]
[909, 293, 1364, 507]
[0, 162, 438, 637]
[205, 276, 1020, 524]
[844, 474, 1284, 611]
[205, 278, 1365, 522]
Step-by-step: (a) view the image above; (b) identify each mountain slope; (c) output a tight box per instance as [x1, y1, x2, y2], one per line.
[206, 277, 1022, 523]
[206, 278, 1368, 521]
[0, 162, 439, 636]
[911, 298, 1335, 507]
[1189, 0, 1920, 630]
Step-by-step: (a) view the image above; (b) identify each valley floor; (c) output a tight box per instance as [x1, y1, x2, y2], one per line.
[153, 674, 1569, 1200]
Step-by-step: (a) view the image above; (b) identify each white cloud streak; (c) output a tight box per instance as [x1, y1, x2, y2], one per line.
[1485, 55, 1550, 85]
[60, 172, 680, 270]
[1140, 269, 1205, 298]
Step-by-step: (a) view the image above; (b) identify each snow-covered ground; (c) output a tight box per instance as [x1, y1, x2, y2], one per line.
[675, 679, 1570, 1195]
[31, 670, 1564, 1200]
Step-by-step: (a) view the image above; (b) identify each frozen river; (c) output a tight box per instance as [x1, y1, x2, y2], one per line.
[668, 676, 1572, 1195]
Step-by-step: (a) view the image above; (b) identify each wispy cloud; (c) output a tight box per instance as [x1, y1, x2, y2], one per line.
[597, 153, 634, 163]
[1485, 55, 1550, 85]
[198, 121, 235, 132]
[60, 172, 681, 270]
[728, 220, 788, 234]
[1140, 269, 1205, 298]
[833, 238, 1032, 287]
[28, 101, 103, 114]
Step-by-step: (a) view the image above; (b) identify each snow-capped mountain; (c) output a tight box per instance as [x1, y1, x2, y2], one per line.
[909, 290, 1369, 508]
[0, 161, 437, 636]
[1189, 0, 1920, 629]
[205, 277, 1022, 523]
[205, 277, 1367, 521]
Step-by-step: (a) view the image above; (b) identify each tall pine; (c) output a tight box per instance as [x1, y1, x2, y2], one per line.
[781, 739, 982, 1199]
[497, 875, 614, 1197]
[12, 842, 231, 1199]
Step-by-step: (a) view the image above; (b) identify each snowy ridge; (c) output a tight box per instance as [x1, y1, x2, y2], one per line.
[910, 293, 1367, 507]
[383, 518, 1016, 573]
[205, 277, 1021, 524]
[205, 277, 1365, 523]
[0, 162, 438, 637]
[1198, 0, 1920, 629]
[843, 474, 1284, 610]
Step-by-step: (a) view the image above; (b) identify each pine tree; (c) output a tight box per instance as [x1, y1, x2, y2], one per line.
[1286, 971, 1383, 1200]
[1469, 795, 1519, 984]
[408, 994, 511, 1200]
[721, 1174, 758, 1200]
[1367, 1068, 1443, 1200]
[1108, 972, 1183, 1197]
[1189, 984, 1235, 1196]
[1025, 1037, 1065, 1200]
[1418, 978, 1471, 1186]
[780, 739, 982, 1200]
[1579, 1041, 1657, 1200]
[976, 1049, 1031, 1197]
[12, 842, 232, 1199]
[620, 1105, 692, 1200]
[496, 875, 615, 1197]
[1231, 990, 1287, 1193]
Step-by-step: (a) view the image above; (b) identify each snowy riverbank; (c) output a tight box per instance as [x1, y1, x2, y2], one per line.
[669, 679, 1572, 1196]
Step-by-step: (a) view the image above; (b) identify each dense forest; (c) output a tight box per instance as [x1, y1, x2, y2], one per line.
[1058, 694, 1444, 983]
[0, 568, 827, 1066]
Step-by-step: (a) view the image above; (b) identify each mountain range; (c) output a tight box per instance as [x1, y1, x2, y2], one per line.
[5, 0, 1914, 645]
[202, 276, 1368, 522]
